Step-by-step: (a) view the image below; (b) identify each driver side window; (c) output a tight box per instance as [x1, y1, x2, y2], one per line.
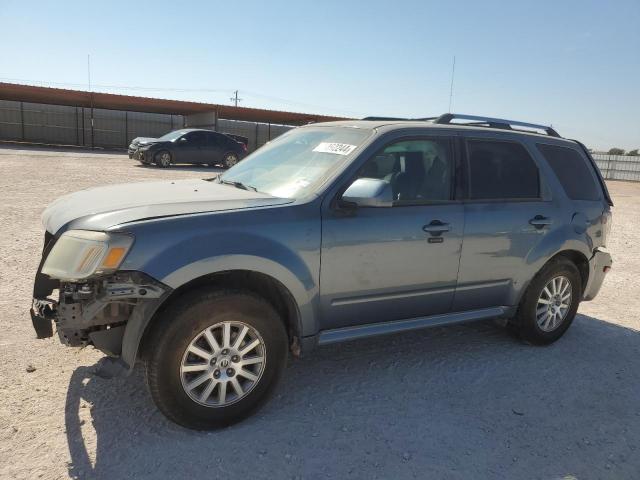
[355, 138, 454, 204]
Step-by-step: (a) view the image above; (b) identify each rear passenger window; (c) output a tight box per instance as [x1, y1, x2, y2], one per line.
[537, 144, 601, 201]
[207, 133, 222, 146]
[466, 140, 539, 199]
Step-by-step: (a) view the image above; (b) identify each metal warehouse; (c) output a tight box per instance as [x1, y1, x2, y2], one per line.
[0, 82, 345, 151]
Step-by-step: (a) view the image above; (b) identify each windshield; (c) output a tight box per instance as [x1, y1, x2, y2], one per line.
[219, 127, 371, 198]
[158, 130, 189, 142]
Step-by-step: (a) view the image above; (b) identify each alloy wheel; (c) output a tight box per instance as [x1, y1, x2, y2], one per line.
[536, 275, 572, 332]
[159, 152, 171, 167]
[180, 321, 266, 407]
[225, 154, 238, 167]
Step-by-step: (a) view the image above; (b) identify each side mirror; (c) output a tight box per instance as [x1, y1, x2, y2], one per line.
[179, 137, 188, 143]
[341, 178, 393, 208]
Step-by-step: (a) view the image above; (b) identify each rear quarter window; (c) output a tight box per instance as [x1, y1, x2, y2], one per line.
[536, 144, 601, 201]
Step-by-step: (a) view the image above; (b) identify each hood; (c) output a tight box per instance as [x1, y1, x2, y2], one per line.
[42, 179, 292, 234]
[131, 137, 158, 146]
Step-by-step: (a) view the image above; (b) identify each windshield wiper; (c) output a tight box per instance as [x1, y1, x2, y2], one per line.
[218, 177, 258, 192]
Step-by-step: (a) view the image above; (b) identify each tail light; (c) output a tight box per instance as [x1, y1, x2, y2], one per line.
[242, 143, 247, 152]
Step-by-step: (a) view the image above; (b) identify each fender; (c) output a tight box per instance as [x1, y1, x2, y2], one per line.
[162, 253, 317, 335]
[119, 227, 321, 370]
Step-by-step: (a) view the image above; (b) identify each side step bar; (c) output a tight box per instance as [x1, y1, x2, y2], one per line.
[318, 307, 507, 345]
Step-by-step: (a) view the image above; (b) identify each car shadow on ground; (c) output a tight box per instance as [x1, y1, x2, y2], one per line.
[65, 314, 640, 480]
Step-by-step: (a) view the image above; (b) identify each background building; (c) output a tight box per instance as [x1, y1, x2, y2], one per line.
[0, 82, 345, 151]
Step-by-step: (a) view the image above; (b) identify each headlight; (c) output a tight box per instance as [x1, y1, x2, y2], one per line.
[42, 230, 134, 281]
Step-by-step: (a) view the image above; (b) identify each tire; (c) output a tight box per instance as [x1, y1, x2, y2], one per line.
[222, 152, 239, 169]
[145, 288, 288, 430]
[154, 150, 172, 168]
[512, 257, 582, 345]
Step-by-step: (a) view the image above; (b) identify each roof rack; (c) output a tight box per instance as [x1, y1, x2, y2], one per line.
[361, 116, 411, 121]
[361, 113, 561, 137]
[434, 113, 560, 137]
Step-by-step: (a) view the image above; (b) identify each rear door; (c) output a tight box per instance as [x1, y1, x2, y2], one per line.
[204, 132, 225, 164]
[453, 136, 562, 311]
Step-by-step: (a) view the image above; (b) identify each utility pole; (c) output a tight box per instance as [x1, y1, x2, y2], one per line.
[230, 90, 242, 107]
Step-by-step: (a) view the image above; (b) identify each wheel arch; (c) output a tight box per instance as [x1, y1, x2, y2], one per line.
[141, 269, 303, 355]
[123, 257, 317, 372]
[517, 248, 590, 306]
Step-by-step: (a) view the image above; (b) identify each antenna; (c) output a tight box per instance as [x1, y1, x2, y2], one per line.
[448, 56, 456, 113]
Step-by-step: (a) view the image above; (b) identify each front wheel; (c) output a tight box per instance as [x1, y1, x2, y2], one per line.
[222, 152, 239, 169]
[145, 289, 288, 430]
[512, 257, 582, 345]
[154, 150, 172, 168]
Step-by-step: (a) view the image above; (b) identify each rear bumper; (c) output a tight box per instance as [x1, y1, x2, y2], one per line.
[583, 248, 612, 301]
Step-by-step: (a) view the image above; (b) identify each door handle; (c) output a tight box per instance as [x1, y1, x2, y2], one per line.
[529, 215, 552, 229]
[422, 220, 450, 235]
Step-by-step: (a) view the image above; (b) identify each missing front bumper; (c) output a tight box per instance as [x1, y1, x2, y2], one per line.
[30, 271, 170, 355]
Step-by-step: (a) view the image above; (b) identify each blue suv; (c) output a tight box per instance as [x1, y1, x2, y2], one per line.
[31, 114, 613, 429]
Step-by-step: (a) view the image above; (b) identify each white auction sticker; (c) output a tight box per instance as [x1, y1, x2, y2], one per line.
[312, 142, 357, 155]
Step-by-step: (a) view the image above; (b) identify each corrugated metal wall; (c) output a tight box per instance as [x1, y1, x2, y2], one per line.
[0, 99, 184, 148]
[216, 119, 292, 151]
[0, 100, 293, 151]
[592, 154, 640, 182]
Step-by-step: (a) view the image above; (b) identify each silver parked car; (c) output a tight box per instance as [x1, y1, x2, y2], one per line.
[31, 114, 613, 429]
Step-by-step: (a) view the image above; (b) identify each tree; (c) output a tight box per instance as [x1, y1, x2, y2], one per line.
[608, 148, 625, 155]
[627, 149, 639, 156]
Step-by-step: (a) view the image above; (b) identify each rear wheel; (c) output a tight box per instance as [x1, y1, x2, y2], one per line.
[145, 289, 288, 430]
[154, 150, 172, 168]
[223, 152, 239, 169]
[512, 258, 581, 345]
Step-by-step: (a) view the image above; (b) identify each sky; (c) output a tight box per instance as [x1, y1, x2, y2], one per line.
[1, 0, 638, 150]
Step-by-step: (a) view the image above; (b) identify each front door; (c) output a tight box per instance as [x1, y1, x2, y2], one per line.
[320, 137, 464, 330]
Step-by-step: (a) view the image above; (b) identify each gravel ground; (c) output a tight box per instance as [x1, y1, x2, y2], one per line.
[0, 146, 639, 480]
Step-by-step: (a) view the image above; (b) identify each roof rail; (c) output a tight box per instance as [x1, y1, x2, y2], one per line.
[361, 116, 411, 121]
[434, 113, 560, 137]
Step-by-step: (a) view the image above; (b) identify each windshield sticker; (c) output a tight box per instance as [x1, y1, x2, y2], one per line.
[312, 142, 357, 155]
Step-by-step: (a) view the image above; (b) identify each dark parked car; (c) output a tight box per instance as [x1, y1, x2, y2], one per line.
[130, 128, 247, 168]
[32, 113, 612, 429]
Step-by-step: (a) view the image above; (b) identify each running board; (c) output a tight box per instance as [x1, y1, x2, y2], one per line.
[317, 307, 507, 345]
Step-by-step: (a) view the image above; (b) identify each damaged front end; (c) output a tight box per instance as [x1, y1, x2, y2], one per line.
[31, 231, 171, 363]
[32, 271, 170, 356]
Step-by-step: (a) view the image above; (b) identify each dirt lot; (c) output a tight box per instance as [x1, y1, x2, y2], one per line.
[0, 146, 639, 480]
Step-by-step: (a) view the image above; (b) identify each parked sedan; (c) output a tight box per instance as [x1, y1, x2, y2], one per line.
[132, 129, 247, 168]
